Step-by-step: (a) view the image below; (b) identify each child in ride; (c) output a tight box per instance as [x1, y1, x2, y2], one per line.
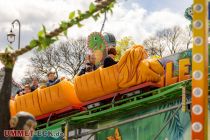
[46, 70, 65, 87]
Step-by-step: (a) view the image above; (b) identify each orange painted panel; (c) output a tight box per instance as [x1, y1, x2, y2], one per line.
[191, 0, 208, 139]
[38, 80, 81, 114]
[74, 66, 119, 102]
[14, 89, 42, 117]
[165, 62, 178, 86]
[179, 58, 190, 81]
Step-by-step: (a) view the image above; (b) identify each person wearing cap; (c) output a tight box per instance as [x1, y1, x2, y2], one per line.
[103, 47, 118, 68]
[77, 54, 97, 76]
[46, 71, 61, 87]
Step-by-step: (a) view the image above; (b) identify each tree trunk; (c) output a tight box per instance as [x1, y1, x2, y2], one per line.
[0, 67, 13, 139]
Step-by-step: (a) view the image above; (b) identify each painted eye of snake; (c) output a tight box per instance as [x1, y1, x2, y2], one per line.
[184, 6, 193, 22]
[188, 9, 192, 15]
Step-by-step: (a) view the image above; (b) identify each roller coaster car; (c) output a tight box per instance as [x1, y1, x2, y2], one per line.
[34, 82, 161, 122]
[10, 80, 82, 119]
[10, 45, 164, 121]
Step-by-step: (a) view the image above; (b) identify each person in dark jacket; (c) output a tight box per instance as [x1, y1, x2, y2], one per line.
[31, 77, 39, 92]
[77, 54, 97, 76]
[103, 47, 118, 68]
[16, 88, 24, 96]
[46, 71, 61, 87]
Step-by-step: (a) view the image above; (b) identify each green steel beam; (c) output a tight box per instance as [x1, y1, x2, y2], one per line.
[69, 81, 189, 123]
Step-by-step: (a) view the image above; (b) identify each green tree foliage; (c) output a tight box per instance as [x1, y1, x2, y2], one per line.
[115, 36, 135, 61]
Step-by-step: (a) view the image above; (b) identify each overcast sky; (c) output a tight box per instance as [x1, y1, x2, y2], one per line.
[0, 0, 192, 82]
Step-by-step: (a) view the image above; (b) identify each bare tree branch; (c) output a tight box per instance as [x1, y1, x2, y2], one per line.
[25, 38, 87, 81]
[143, 25, 192, 57]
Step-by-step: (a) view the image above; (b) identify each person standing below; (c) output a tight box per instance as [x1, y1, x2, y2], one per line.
[77, 54, 97, 76]
[46, 71, 61, 87]
[31, 77, 39, 92]
[103, 47, 118, 68]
